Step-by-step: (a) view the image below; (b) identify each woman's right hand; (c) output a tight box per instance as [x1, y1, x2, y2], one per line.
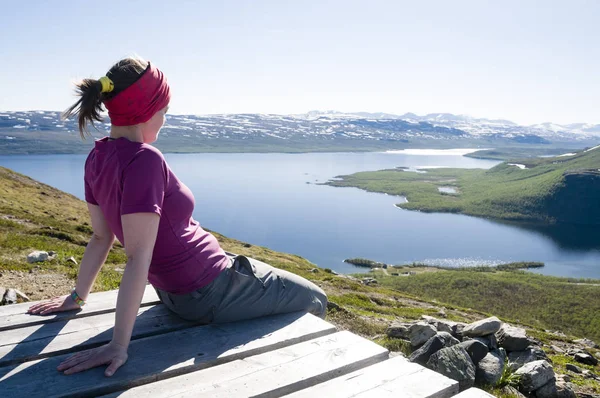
[27, 294, 82, 315]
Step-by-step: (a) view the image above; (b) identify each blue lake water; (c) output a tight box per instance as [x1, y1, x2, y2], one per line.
[1, 150, 599, 279]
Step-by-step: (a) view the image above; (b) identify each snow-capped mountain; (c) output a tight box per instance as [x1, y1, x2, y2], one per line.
[0, 110, 598, 155]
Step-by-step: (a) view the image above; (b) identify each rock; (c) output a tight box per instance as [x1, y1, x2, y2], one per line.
[500, 386, 526, 398]
[27, 251, 49, 263]
[48, 250, 56, 256]
[387, 321, 411, 339]
[574, 338, 598, 349]
[2, 288, 18, 305]
[453, 322, 466, 338]
[574, 352, 598, 366]
[409, 332, 460, 365]
[581, 370, 600, 380]
[409, 322, 437, 347]
[458, 339, 489, 365]
[309, 268, 319, 273]
[566, 363, 582, 373]
[514, 360, 555, 393]
[508, 346, 549, 371]
[0, 287, 6, 302]
[426, 345, 476, 390]
[551, 345, 565, 354]
[475, 349, 505, 386]
[67, 256, 78, 265]
[535, 377, 576, 398]
[496, 324, 530, 351]
[462, 316, 502, 337]
[471, 335, 498, 350]
[421, 315, 457, 335]
[14, 289, 30, 302]
[361, 277, 377, 286]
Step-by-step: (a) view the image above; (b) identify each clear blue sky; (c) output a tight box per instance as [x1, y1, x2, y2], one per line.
[1, 0, 598, 125]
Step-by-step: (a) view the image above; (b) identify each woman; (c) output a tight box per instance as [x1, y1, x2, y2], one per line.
[26, 57, 327, 378]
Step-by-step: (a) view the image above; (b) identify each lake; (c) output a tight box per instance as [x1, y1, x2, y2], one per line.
[1, 150, 599, 279]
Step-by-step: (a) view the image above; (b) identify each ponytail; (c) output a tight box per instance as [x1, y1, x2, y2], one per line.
[63, 56, 148, 139]
[62, 79, 105, 139]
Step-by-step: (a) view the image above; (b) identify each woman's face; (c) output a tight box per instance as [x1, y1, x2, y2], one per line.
[141, 105, 169, 144]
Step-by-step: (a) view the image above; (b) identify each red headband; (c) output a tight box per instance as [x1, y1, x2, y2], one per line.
[103, 62, 171, 126]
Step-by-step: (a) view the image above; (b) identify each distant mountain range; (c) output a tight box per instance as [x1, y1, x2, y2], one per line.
[1, 110, 598, 155]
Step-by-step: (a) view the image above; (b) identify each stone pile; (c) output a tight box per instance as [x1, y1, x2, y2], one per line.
[386, 315, 588, 396]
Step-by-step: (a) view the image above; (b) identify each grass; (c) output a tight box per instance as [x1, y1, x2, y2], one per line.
[1, 165, 599, 396]
[464, 147, 581, 161]
[326, 145, 600, 224]
[367, 267, 600, 343]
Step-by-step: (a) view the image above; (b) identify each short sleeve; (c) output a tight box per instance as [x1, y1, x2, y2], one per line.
[120, 149, 167, 216]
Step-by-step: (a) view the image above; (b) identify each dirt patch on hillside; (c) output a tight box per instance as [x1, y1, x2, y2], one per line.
[0, 270, 73, 302]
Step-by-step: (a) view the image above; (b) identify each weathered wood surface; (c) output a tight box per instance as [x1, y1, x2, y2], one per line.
[0, 311, 336, 397]
[453, 388, 496, 397]
[0, 285, 469, 398]
[287, 355, 459, 398]
[100, 331, 388, 398]
[0, 304, 196, 367]
[0, 284, 160, 331]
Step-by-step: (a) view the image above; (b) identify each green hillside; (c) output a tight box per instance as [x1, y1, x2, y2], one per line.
[1, 166, 599, 395]
[327, 145, 600, 224]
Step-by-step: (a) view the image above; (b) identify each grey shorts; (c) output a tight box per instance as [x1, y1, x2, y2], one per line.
[153, 255, 327, 324]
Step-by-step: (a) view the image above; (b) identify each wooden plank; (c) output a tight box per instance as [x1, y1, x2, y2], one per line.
[0, 311, 336, 398]
[453, 388, 496, 397]
[0, 285, 160, 332]
[352, 367, 459, 398]
[0, 304, 197, 367]
[287, 355, 459, 398]
[100, 331, 389, 398]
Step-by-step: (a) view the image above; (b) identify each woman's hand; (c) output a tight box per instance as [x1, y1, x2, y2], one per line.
[27, 294, 81, 315]
[57, 341, 128, 377]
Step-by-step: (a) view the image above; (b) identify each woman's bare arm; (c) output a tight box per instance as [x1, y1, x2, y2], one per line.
[75, 204, 116, 300]
[111, 212, 160, 348]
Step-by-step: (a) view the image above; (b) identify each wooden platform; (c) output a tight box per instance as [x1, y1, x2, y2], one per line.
[0, 285, 491, 397]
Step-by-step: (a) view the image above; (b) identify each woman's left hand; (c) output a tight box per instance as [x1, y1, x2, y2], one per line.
[57, 341, 129, 377]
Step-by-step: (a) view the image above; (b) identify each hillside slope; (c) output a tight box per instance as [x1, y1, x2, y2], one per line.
[328, 145, 600, 225]
[1, 166, 599, 395]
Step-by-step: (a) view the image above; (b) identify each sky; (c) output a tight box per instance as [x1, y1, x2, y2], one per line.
[1, 0, 598, 125]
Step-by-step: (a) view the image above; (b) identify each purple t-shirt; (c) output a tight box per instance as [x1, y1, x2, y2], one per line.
[84, 137, 229, 294]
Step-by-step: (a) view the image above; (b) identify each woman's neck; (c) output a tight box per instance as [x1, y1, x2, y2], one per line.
[110, 125, 144, 143]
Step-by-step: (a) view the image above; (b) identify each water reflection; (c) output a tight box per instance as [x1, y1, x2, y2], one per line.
[491, 219, 600, 252]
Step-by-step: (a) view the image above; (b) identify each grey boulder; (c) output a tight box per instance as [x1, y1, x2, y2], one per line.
[409, 322, 437, 347]
[535, 376, 576, 398]
[514, 360, 555, 393]
[471, 334, 498, 350]
[475, 350, 506, 386]
[508, 346, 549, 371]
[496, 324, 530, 351]
[27, 250, 48, 263]
[409, 332, 460, 365]
[565, 363, 582, 373]
[2, 288, 17, 305]
[458, 339, 489, 365]
[462, 316, 502, 337]
[500, 386, 526, 398]
[574, 352, 598, 366]
[573, 338, 598, 349]
[387, 321, 411, 339]
[426, 345, 476, 391]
